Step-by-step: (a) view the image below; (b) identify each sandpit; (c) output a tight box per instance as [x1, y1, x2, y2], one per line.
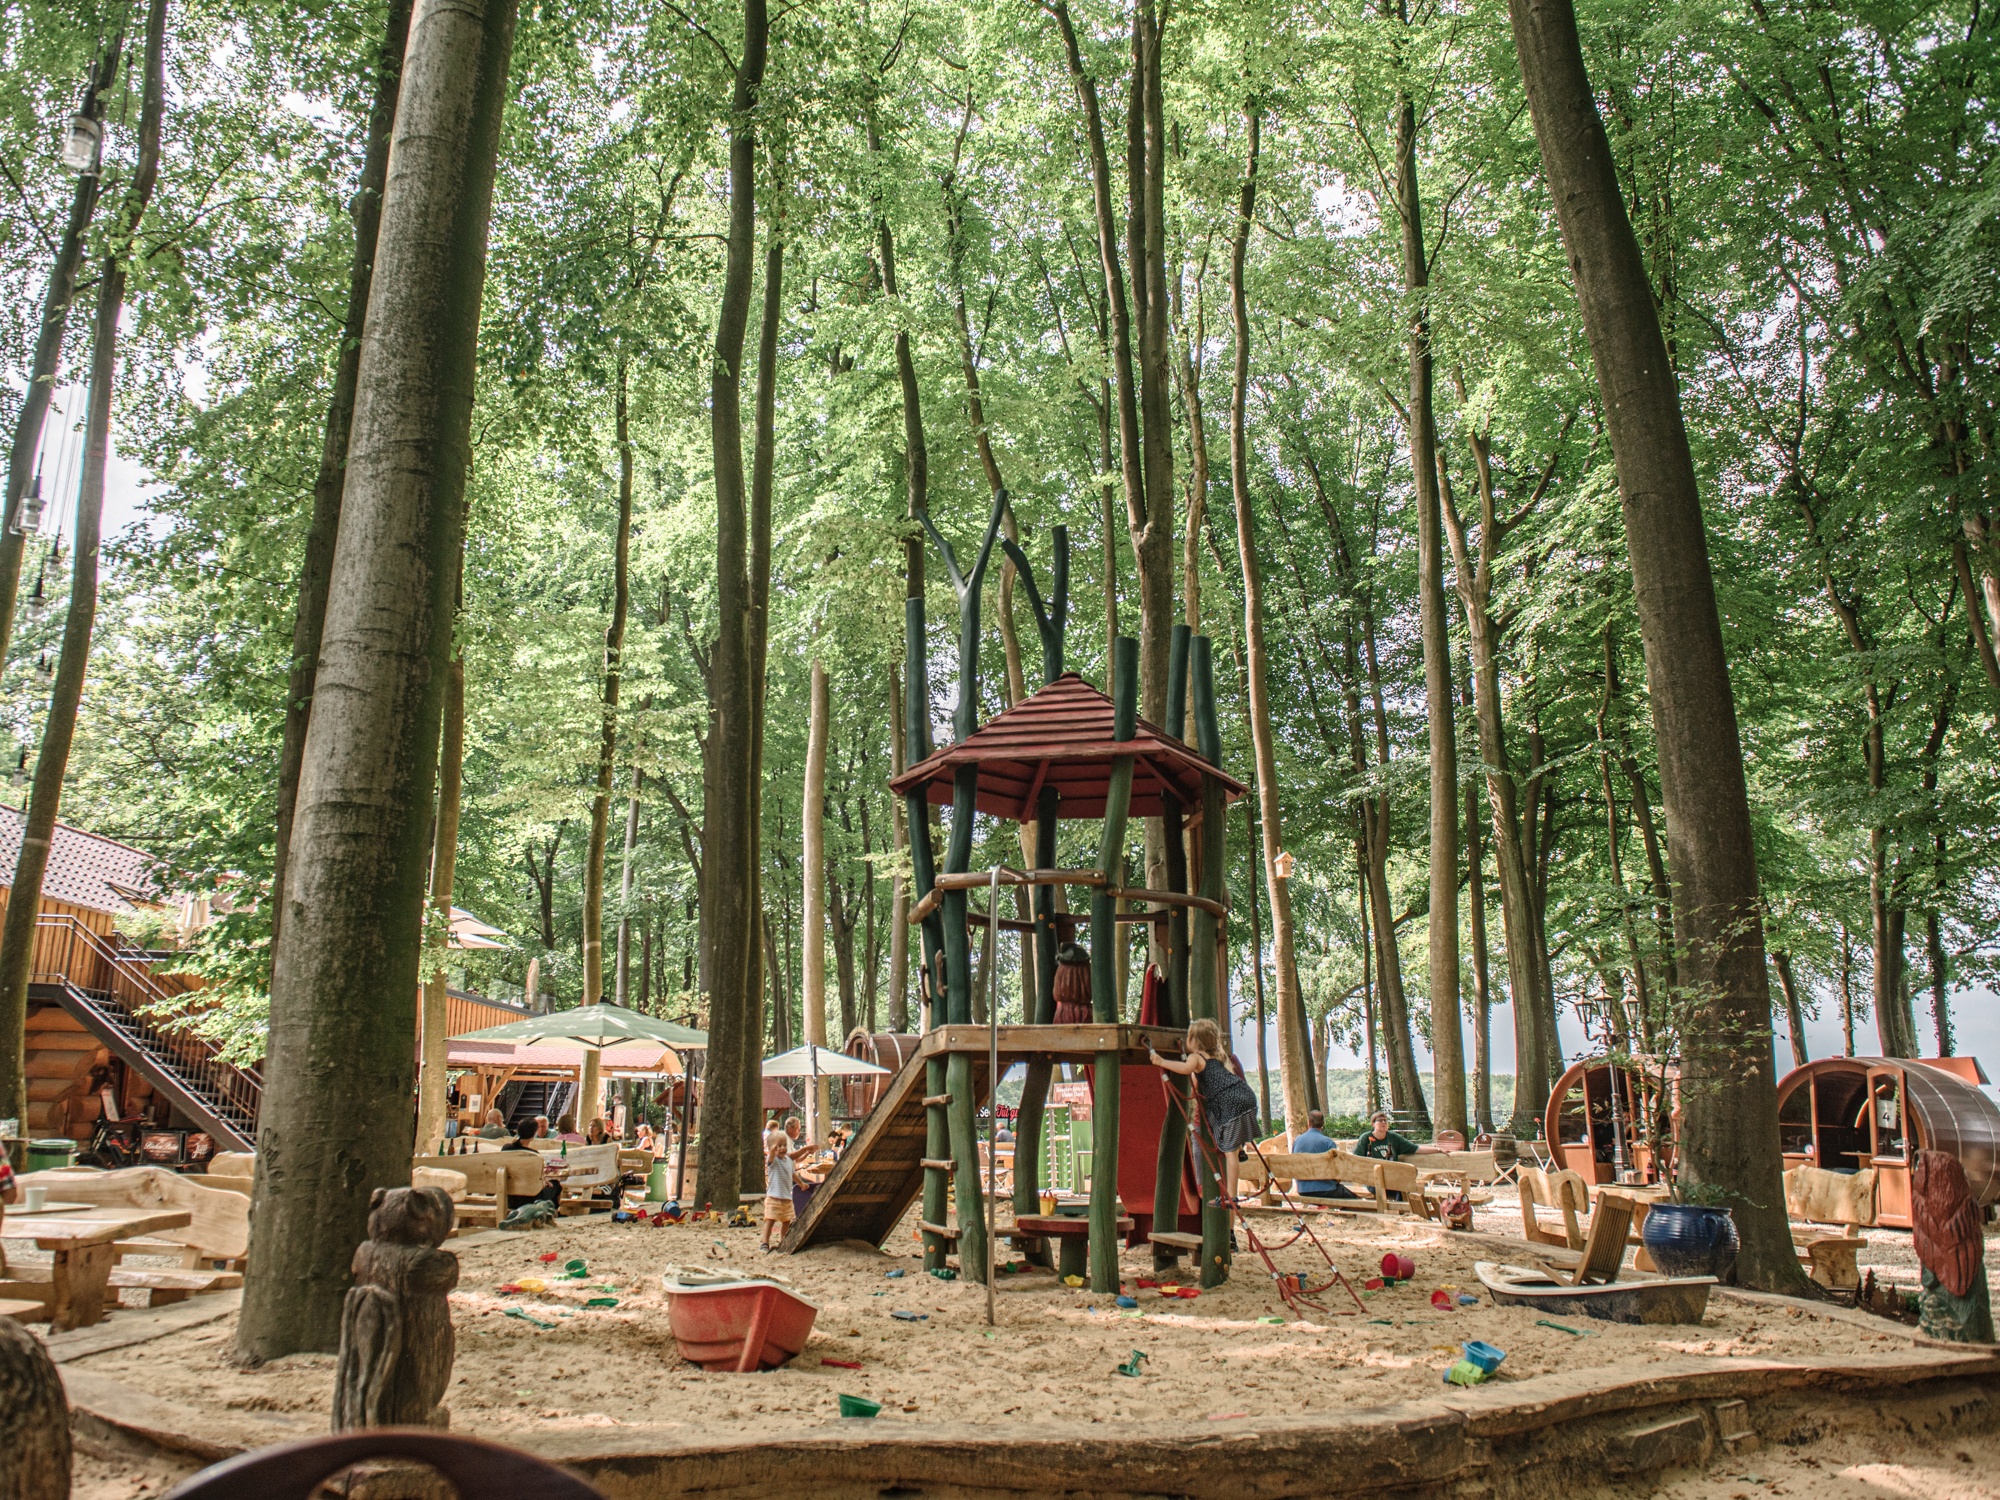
[61, 1202, 1977, 1446]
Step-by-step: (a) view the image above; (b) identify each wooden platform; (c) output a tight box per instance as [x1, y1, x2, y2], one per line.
[783, 1024, 1184, 1254]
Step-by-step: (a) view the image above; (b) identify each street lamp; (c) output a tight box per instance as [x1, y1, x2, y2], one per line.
[60, 115, 102, 175]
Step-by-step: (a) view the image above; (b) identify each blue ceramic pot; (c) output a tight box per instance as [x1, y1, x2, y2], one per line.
[1642, 1202, 1739, 1280]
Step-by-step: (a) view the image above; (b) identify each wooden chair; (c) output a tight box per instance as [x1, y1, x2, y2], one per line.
[1530, 1191, 1634, 1287]
[1517, 1164, 1591, 1248]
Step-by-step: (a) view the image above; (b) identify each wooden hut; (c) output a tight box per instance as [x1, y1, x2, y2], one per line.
[1545, 1055, 1680, 1185]
[1775, 1056, 2000, 1228]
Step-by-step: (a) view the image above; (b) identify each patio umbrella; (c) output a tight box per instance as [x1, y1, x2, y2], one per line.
[453, 1003, 707, 1050]
[761, 1044, 889, 1078]
[453, 1004, 708, 1130]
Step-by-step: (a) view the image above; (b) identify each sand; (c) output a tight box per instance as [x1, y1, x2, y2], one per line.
[61, 1199, 1985, 1447]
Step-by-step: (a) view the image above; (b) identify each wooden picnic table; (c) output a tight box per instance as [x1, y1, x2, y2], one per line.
[1, 1207, 193, 1331]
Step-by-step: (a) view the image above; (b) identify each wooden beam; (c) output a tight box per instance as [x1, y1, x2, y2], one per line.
[1109, 886, 1227, 919]
[909, 868, 1106, 925]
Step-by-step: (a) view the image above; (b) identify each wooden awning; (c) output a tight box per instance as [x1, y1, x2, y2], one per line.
[888, 672, 1247, 821]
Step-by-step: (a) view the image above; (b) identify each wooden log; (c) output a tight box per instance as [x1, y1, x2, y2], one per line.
[332, 1186, 458, 1431]
[1108, 887, 1227, 918]
[909, 868, 1105, 926]
[922, 1094, 952, 1107]
[920, 1158, 956, 1171]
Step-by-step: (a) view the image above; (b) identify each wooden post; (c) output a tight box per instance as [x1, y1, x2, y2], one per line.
[1089, 636, 1138, 1293]
[1004, 528, 1069, 1242]
[1190, 636, 1231, 1286]
[905, 595, 950, 1274]
[1151, 625, 1193, 1268]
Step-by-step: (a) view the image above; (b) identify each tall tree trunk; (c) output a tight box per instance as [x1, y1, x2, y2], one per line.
[1772, 950, 1809, 1068]
[614, 763, 642, 1004]
[1927, 909, 1952, 1055]
[695, 0, 770, 1211]
[0, 42, 124, 684]
[582, 356, 635, 1051]
[801, 658, 831, 1143]
[1466, 681, 1494, 1135]
[1395, 74, 1461, 1137]
[415, 594, 465, 1151]
[0, 0, 164, 1148]
[241, 0, 517, 1357]
[1508, 0, 1802, 1290]
[1437, 454, 1550, 1134]
[887, 670, 909, 1030]
[1245, 797, 1271, 1127]
[1838, 921, 1855, 1056]
[272, 0, 413, 944]
[1223, 111, 1307, 1133]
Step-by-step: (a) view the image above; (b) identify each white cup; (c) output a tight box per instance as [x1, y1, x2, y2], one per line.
[22, 1185, 46, 1211]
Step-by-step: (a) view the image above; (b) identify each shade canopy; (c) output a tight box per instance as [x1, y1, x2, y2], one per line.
[762, 1044, 889, 1078]
[452, 1002, 707, 1051]
[446, 1036, 683, 1076]
[888, 672, 1247, 822]
[447, 906, 510, 951]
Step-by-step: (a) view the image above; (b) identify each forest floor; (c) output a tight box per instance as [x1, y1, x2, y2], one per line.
[55, 1197, 2000, 1498]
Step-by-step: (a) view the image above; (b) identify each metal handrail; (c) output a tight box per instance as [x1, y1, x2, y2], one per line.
[31, 913, 261, 1132]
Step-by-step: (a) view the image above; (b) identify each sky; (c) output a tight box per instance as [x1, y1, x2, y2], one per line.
[1235, 975, 1999, 1087]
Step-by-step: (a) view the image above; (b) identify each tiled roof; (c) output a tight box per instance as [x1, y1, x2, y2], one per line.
[0, 805, 159, 914]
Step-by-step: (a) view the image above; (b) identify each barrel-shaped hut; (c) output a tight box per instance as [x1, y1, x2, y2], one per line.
[1545, 1055, 1679, 1185]
[1774, 1056, 2000, 1228]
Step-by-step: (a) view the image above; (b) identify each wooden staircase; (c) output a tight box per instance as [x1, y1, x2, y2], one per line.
[783, 1023, 1184, 1253]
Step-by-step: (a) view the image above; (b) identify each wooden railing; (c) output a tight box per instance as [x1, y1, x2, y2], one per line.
[31, 912, 261, 1140]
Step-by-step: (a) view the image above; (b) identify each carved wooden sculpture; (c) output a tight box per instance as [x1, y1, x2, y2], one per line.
[333, 1186, 459, 1430]
[0, 1314, 69, 1500]
[1910, 1150, 1994, 1343]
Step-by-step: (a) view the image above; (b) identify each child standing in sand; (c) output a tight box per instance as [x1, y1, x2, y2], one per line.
[762, 1122, 796, 1250]
[1149, 1017, 1259, 1205]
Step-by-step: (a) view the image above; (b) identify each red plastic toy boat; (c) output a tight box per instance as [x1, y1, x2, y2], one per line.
[663, 1267, 819, 1372]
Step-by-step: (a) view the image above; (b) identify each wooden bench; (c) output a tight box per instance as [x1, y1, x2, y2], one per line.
[107, 1267, 242, 1306]
[0, 1297, 45, 1323]
[22, 1167, 248, 1266]
[411, 1151, 546, 1223]
[1246, 1150, 1422, 1213]
[1013, 1214, 1134, 1279]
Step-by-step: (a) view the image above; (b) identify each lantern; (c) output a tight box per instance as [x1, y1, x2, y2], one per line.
[1273, 850, 1295, 880]
[60, 115, 102, 175]
[13, 475, 43, 536]
[25, 569, 46, 624]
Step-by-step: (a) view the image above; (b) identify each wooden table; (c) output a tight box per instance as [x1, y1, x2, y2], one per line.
[1013, 1214, 1135, 1279]
[1, 1207, 193, 1331]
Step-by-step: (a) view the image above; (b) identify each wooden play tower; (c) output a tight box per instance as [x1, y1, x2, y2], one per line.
[781, 496, 1248, 1290]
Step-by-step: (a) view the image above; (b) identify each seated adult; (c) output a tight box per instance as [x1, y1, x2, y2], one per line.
[552, 1113, 587, 1145]
[476, 1109, 509, 1140]
[1289, 1109, 1357, 1200]
[584, 1118, 610, 1147]
[505, 1119, 568, 1204]
[0, 1148, 15, 1228]
[1353, 1111, 1445, 1162]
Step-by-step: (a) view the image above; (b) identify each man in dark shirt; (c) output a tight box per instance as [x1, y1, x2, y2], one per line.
[1354, 1111, 1444, 1162]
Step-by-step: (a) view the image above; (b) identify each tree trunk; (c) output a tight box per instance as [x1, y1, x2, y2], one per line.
[695, 0, 770, 1212]
[1927, 910, 1952, 1055]
[415, 632, 465, 1152]
[0, 0, 164, 1149]
[614, 763, 642, 1004]
[801, 658, 831, 1143]
[1395, 79, 1463, 1138]
[888, 670, 909, 1030]
[581, 355, 636, 1046]
[1508, 0, 1802, 1290]
[0, 42, 124, 685]
[1466, 688, 1494, 1135]
[1224, 110, 1307, 1133]
[1773, 950, 1809, 1068]
[1839, 922, 1855, 1056]
[241, 0, 517, 1357]
[272, 0, 412, 945]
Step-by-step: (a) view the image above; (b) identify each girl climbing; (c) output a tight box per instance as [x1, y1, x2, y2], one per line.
[1149, 1017, 1259, 1205]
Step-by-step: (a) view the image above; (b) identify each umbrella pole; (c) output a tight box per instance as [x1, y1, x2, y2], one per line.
[986, 864, 1002, 1328]
[675, 1055, 694, 1203]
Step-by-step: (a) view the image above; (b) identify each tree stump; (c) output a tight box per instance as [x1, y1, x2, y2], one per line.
[333, 1186, 459, 1430]
[0, 1311, 70, 1500]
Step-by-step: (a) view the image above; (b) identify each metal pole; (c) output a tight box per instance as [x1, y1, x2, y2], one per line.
[986, 864, 1002, 1328]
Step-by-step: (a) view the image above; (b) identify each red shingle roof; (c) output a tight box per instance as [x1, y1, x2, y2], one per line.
[888, 672, 1248, 821]
[0, 805, 160, 914]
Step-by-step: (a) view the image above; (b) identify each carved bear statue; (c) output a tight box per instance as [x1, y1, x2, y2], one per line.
[333, 1185, 459, 1430]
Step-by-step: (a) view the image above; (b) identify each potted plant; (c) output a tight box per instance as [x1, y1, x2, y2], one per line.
[1642, 1179, 1741, 1280]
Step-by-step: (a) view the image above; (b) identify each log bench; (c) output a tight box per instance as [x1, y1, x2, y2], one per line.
[0, 1297, 45, 1323]
[1797, 1230, 1867, 1291]
[108, 1267, 242, 1305]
